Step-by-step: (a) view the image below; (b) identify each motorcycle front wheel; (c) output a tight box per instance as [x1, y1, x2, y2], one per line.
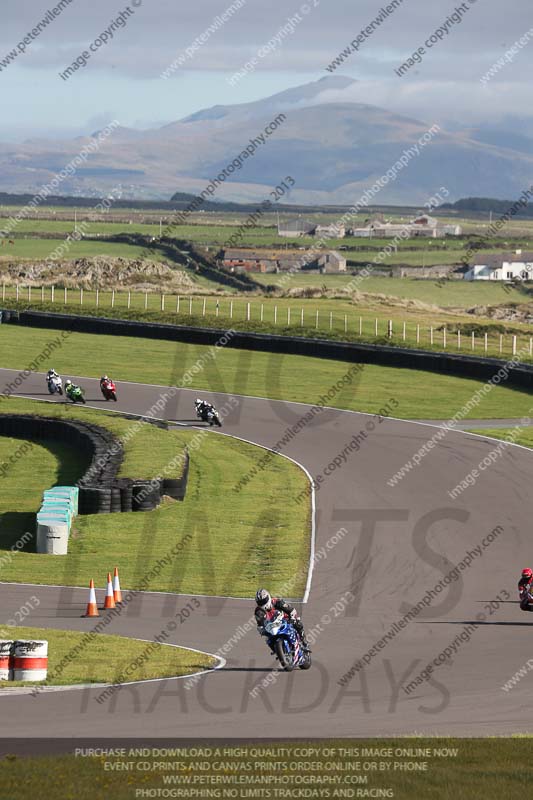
[275, 639, 294, 671]
[299, 652, 312, 670]
[58, 387, 63, 395]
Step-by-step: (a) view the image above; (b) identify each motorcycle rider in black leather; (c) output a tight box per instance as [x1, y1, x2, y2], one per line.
[255, 588, 310, 650]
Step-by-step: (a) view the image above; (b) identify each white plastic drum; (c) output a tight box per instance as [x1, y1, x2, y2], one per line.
[0, 640, 13, 681]
[36, 522, 69, 555]
[13, 640, 48, 681]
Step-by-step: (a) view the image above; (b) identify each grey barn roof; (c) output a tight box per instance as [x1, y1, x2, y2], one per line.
[471, 251, 533, 268]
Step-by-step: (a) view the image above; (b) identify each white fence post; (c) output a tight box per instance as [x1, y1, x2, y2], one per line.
[260, 304, 264, 322]
[344, 314, 347, 334]
[316, 310, 319, 329]
[189, 297, 193, 315]
[64, 286, 67, 305]
[16, 284, 19, 301]
[374, 318, 378, 337]
[161, 294, 165, 312]
[230, 300, 233, 319]
[41, 285, 44, 303]
[111, 290, 115, 308]
[301, 308, 304, 327]
[51, 285, 55, 303]
[246, 302, 250, 321]
[457, 329, 461, 349]
[95, 289, 99, 307]
[388, 319, 393, 338]
[402, 321, 406, 341]
[127, 291, 131, 309]
[176, 296, 180, 314]
[80, 288, 83, 306]
[330, 312, 333, 330]
[287, 307, 291, 325]
[443, 326, 446, 348]
[203, 298, 207, 317]
[471, 331, 475, 350]
[416, 324, 420, 344]
[430, 327, 433, 346]
[144, 293, 148, 310]
[359, 317, 362, 336]
[28, 285, 31, 302]
[513, 335, 517, 356]
[485, 332, 488, 353]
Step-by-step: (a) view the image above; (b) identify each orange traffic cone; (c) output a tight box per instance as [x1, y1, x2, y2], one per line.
[113, 566, 122, 604]
[103, 573, 116, 609]
[83, 579, 99, 617]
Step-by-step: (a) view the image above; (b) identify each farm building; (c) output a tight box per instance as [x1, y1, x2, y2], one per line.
[349, 215, 462, 238]
[277, 218, 316, 237]
[315, 223, 346, 239]
[221, 248, 346, 273]
[464, 251, 533, 281]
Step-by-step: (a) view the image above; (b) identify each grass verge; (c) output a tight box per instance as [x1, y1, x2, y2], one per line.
[0, 399, 310, 596]
[0, 739, 531, 799]
[2, 325, 533, 420]
[0, 625, 214, 687]
[3, 295, 533, 363]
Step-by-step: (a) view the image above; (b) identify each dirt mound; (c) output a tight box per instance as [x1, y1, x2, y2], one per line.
[0, 256, 199, 292]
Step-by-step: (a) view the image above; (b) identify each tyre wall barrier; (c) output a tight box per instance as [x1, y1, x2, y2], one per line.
[5, 309, 533, 389]
[0, 414, 189, 521]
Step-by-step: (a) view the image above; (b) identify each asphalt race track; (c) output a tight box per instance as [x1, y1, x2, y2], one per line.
[0, 367, 532, 737]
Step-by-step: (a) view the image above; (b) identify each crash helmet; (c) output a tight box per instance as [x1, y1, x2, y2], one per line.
[256, 588, 272, 610]
[65, 379, 72, 387]
[522, 568, 533, 580]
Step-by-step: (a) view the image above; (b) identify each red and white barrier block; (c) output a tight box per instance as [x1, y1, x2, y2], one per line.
[0, 640, 13, 681]
[12, 640, 48, 682]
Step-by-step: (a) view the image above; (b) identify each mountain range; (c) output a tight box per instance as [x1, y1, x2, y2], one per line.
[1, 76, 532, 204]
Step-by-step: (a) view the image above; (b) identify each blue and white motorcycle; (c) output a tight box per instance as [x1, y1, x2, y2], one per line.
[263, 611, 311, 671]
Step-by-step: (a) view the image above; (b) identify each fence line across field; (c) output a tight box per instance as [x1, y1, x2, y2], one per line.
[2, 283, 531, 362]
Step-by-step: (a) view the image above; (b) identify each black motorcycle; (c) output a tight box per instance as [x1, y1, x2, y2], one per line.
[196, 404, 222, 427]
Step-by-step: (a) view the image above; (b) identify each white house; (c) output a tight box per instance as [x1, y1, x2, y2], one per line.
[464, 251, 533, 281]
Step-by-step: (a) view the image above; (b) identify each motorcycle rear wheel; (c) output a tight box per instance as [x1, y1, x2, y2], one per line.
[275, 639, 294, 671]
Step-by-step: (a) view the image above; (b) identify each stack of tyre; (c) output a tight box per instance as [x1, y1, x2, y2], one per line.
[161, 450, 190, 502]
[77, 422, 124, 514]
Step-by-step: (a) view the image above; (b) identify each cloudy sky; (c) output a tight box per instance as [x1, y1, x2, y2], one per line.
[1, 0, 532, 141]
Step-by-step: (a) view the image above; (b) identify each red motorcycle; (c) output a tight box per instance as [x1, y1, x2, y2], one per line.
[101, 379, 117, 402]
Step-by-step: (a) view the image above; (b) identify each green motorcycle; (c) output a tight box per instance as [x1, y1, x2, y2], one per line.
[65, 383, 86, 404]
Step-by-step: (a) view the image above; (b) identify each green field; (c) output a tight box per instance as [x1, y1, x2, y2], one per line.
[0, 397, 309, 596]
[2, 325, 533, 420]
[0, 626, 214, 687]
[252, 273, 533, 307]
[0, 238, 170, 262]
